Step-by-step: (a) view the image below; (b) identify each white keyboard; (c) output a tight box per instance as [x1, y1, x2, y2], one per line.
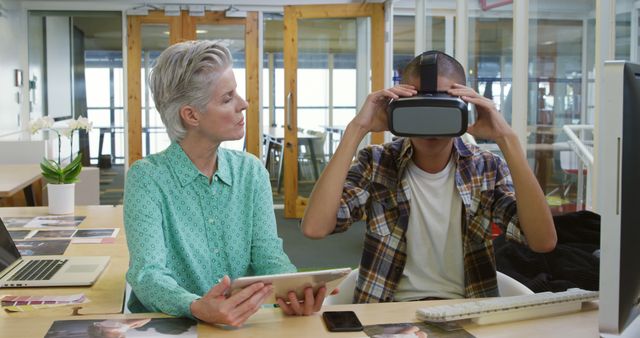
[416, 288, 599, 325]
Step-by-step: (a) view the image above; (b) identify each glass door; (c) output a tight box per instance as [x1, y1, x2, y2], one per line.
[126, 11, 260, 165]
[126, 11, 179, 164]
[282, 4, 385, 218]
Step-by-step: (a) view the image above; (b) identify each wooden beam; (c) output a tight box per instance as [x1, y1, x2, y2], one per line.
[127, 15, 142, 166]
[283, 6, 299, 218]
[370, 3, 385, 144]
[288, 3, 381, 19]
[245, 12, 260, 157]
[168, 15, 182, 45]
[181, 11, 196, 41]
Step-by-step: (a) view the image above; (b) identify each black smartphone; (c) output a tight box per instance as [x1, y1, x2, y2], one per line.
[322, 311, 363, 332]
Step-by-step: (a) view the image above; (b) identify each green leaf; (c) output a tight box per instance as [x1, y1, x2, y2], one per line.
[41, 171, 63, 184]
[40, 159, 64, 184]
[63, 161, 83, 183]
[40, 158, 59, 173]
[62, 155, 82, 175]
[40, 162, 58, 176]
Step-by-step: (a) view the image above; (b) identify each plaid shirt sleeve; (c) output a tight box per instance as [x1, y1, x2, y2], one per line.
[492, 156, 527, 245]
[334, 147, 373, 234]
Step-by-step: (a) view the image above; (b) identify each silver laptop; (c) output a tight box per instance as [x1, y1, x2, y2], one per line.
[0, 218, 110, 287]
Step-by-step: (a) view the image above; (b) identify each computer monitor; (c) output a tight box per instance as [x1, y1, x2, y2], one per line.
[597, 61, 640, 337]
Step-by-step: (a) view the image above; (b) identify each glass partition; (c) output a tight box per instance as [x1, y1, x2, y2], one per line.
[28, 11, 124, 166]
[393, 15, 446, 80]
[293, 18, 360, 198]
[616, 0, 639, 62]
[140, 24, 170, 157]
[529, 1, 595, 213]
[468, 11, 513, 120]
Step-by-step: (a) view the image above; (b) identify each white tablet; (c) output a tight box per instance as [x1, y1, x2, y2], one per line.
[230, 267, 352, 304]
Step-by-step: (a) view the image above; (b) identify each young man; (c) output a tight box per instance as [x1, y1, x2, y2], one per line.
[301, 51, 557, 303]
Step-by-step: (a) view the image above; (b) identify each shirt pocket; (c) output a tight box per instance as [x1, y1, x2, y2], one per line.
[367, 183, 396, 237]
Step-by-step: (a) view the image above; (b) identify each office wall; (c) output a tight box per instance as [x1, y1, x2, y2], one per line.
[45, 16, 73, 121]
[0, 0, 25, 136]
[28, 11, 44, 121]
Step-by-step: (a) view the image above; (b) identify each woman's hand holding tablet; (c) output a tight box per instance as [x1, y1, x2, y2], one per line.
[230, 268, 351, 315]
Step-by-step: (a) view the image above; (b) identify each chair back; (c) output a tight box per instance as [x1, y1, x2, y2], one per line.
[323, 268, 358, 305]
[323, 269, 534, 305]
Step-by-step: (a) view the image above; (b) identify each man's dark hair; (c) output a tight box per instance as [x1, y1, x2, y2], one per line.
[401, 50, 466, 87]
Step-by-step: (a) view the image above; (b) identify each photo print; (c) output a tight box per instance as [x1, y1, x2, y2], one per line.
[44, 318, 197, 338]
[15, 239, 71, 256]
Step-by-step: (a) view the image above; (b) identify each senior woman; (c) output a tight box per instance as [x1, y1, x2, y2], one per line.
[124, 40, 327, 327]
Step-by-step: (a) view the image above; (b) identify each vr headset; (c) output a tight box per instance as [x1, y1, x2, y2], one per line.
[388, 52, 468, 137]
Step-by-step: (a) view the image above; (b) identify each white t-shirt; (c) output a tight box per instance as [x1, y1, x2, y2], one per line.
[393, 158, 465, 301]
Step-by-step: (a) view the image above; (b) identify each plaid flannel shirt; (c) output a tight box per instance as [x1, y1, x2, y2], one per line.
[334, 137, 527, 303]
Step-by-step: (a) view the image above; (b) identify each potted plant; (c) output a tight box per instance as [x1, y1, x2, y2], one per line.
[29, 116, 93, 214]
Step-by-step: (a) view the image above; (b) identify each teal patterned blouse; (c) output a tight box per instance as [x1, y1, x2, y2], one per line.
[124, 143, 296, 318]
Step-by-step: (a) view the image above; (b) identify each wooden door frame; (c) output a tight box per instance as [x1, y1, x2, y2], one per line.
[127, 11, 181, 166]
[283, 3, 385, 218]
[126, 11, 260, 166]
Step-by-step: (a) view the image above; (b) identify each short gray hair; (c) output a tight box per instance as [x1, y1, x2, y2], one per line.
[149, 40, 233, 142]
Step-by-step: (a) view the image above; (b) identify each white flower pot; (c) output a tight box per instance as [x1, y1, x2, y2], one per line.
[47, 183, 76, 215]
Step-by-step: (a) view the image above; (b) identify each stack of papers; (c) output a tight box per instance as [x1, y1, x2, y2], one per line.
[1, 293, 88, 312]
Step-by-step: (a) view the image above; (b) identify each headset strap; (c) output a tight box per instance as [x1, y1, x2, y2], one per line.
[420, 53, 438, 93]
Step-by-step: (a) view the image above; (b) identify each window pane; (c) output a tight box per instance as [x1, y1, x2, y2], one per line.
[141, 24, 169, 156]
[468, 15, 513, 122]
[114, 68, 124, 107]
[393, 15, 446, 81]
[86, 68, 110, 107]
[530, 1, 595, 213]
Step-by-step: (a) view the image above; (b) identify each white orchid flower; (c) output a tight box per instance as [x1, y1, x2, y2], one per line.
[60, 127, 73, 138]
[67, 119, 80, 131]
[76, 116, 93, 132]
[29, 116, 55, 134]
[43, 116, 54, 128]
[29, 120, 42, 134]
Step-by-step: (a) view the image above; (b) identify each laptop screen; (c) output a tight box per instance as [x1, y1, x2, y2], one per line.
[0, 218, 22, 272]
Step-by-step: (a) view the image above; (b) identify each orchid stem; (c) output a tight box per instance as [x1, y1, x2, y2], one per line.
[56, 131, 61, 165]
[70, 130, 74, 162]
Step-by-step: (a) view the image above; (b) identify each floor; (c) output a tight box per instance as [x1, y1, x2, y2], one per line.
[99, 165, 125, 205]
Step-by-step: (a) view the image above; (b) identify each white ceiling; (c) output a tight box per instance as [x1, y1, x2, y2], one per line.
[15, 0, 598, 15]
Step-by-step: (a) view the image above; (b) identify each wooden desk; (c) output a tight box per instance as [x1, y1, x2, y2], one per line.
[0, 164, 42, 206]
[0, 300, 600, 337]
[0, 205, 128, 318]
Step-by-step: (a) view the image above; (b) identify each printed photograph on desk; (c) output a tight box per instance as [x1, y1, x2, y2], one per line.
[30, 229, 77, 239]
[8, 230, 33, 240]
[14, 239, 70, 256]
[72, 228, 119, 244]
[44, 318, 197, 338]
[2, 217, 35, 228]
[363, 322, 475, 338]
[25, 215, 86, 228]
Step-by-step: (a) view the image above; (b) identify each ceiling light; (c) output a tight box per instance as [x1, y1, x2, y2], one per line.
[164, 5, 180, 17]
[127, 5, 155, 16]
[225, 5, 246, 18]
[196, 30, 208, 34]
[188, 5, 205, 17]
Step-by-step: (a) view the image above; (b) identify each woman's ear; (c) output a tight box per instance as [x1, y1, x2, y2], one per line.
[179, 105, 199, 128]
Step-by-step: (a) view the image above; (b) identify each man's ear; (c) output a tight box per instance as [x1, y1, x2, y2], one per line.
[179, 105, 199, 128]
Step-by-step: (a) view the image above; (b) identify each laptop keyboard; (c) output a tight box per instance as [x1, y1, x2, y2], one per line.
[10, 259, 68, 281]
